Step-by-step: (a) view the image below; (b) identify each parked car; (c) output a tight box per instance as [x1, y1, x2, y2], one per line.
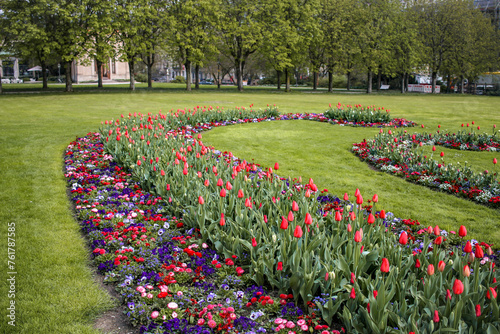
[199, 79, 214, 85]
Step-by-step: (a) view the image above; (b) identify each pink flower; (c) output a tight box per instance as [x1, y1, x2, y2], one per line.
[297, 319, 305, 326]
[151, 311, 159, 319]
[208, 320, 217, 328]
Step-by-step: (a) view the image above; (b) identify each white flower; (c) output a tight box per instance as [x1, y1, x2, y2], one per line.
[168, 302, 178, 309]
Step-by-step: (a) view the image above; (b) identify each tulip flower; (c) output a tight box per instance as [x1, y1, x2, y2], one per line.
[350, 288, 356, 299]
[446, 289, 451, 300]
[293, 225, 303, 238]
[198, 196, 204, 205]
[274, 162, 279, 170]
[356, 195, 363, 205]
[219, 213, 225, 226]
[355, 188, 360, 196]
[305, 189, 311, 198]
[277, 262, 283, 271]
[354, 231, 362, 243]
[245, 198, 252, 208]
[335, 211, 342, 221]
[399, 232, 408, 245]
[434, 236, 443, 245]
[494, 158, 498, 164]
[475, 245, 484, 259]
[433, 310, 439, 323]
[225, 181, 232, 190]
[475, 304, 481, 317]
[464, 241, 472, 253]
[380, 258, 390, 273]
[458, 225, 467, 238]
[434, 225, 440, 236]
[367, 213, 375, 224]
[438, 261, 445, 272]
[453, 279, 464, 295]
[415, 259, 421, 268]
[372, 194, 378, 203]
[252, 238, 257, 247]
[432, 146, 436, 152]
[220, 188, 226, 197]
[440, 152, 444, 157]
[487, 287, 497, 299]
[287, 211, 294, 222]
[292, 201, 299, 212]
[427, 264, 435, 276]
[304, 213, 312, 225]
[343, 193, 349, 201]
[350, 212, 356, 221]
[237, 189, 244, 198]
[347, 223, 352, 232]
[280, 217, 288, 230]
[379, 210, 386, 219]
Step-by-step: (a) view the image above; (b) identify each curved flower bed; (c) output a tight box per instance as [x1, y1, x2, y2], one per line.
[66, 106, 499, 333]
[352, 129, 500, 207]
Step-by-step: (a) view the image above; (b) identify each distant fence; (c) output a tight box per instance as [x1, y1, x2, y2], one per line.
[408, 84, 441, 93]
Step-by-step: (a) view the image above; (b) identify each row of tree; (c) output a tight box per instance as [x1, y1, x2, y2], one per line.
[0, 0, 498, 93]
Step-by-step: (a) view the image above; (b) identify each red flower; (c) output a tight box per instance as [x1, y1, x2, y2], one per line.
[343, 193, 349, 201]
[433, 310, 439, 323]
[399, 232, 408, 245]
[367, 213, 375, 224]
[287, 211, 294, 222]
[350, 288, 356, 299]
[427, 264, 435, 276]
[220, 213, 225, 226]
[438, 261, 445, 272]
[274, 162, 279, 170]
[487, 287, 497, 299]
[335, 211, 342, 222]
[440, 152, 444, 157]
[356, 194, 363, 205]
[226, 181, 232, 190]
[434, 236, 443, 245]
[292, 201, 299, 212]
[434, 225, 440, 236]
[453, 279, 464, 295]
[379, 210, 386, 219]
[304, 213, 312, 225]
[475, 304, 481, 317]
[494, 158, 498, 165]
[475, 245, 484, 259]
[380, 258, 390, 273]
[220, 188, 226, 197]
[458, 225, 467, 238]
[354, 231, 362, 243]
[277, 261, 283, 271]
[293, 225, 303, 238]
[372, 194, 378, 203]
[415, 259, 421, 268]
[280, 216, 288, 230]
[463, 265, 470, 277]
[238, 189, 244, 198]
[198, 196, 204, 205]
[446, 289, 451, 300]
[252, 238, 257, 247]
[464, 241, 472, 253]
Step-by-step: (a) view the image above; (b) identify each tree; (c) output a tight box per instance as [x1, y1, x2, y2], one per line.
[166, 0, 219, 91]
[218, 0, 264, 91]
[0, 4, 12, 94]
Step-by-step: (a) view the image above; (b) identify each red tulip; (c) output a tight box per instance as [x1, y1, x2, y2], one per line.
[351, 272, 356, 283]
[226, 181, 232, 190]
[440, 152, 444, 157]
[494, 158, 497, 165]
[355, 188, 360, 197]
[354, 231, 362, 243]
[219, 213, 225, 226]
[380, 258, 390, 273]
[304, 213, 312, 225]
[438, 261, 445, 272]
[277, 261, 283, 271]
[245, 198, 252, 208]
[427, 264, 435, 276]
[463, 265, 470, 277]
[356, 195, 363, 205]
[434, 236, 443, 245]
[487, 287, 497, 299]
[372, 194, 378, 203]
[446, 289, 451, 300]
[238, 189, 244, 198]
[432, 146, 436, 152]
[160, 170, 165, 176]
[379, 210, 386, 219]
[292, 201, 299, 212]
[335, 211, 342, 221]
[183, 167, 188, 175]
[220, 188, 226, 197]
[280, 216, 288, 230]
[453, 279, 464, 295]
[350, 212, 356, 221]
[475, 304, 481, 317]
[415, 259, 421, 268]
[458, 225, 467, 238]
[343, 193, 349, 201]
[433, 310, 439, 323]
[293, 225, 303, 238]
[287, 211, 294, 222]
[274, 162, 279, 170]
[137, 160, 142, 166]
[204, 179, 210, 187]
[198, 196, 204, 205]
[367, 214, 375, 224]
[475, 245, 484, 259]
[464, 241, 472, 253]
[434, 225, 440, 236]
[373, 290, 378, 298]
[252, 238, 257, 247]
[399, 232, 408, 245]
[350, 288, 356, 299]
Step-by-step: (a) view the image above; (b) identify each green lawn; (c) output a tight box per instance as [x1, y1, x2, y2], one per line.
[0, 86, 499, 333]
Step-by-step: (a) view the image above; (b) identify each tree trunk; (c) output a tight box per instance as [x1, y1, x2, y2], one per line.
[446, 74, 451, 94]
[217, 63, 221, 89]
[405, 74, 409, 92]
[328, 70, 333, 93]
[277, 70, 281, 90]
[0, 64, 3, 94]
[195, 64, 200, 90]
[460, 75, 464, 94]
[347, 72, 351, 91]
[313, 71, 318, 90]
[236, 60, 244, 91]
[366, 70, 372, 94]
[96, 59, 103, 88]
[65, 61, 73, 92]
[377, 71, 382, 91]
[41, 61, 48, 90]
[431, 71, 437, 94]
[185, 60, 192, 91]
[285, 68, 291, 92]
[129, 60, 135, 91]
[401, 73, 405, 94]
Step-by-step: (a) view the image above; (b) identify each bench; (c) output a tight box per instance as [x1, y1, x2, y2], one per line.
[380, 84, 390, 90]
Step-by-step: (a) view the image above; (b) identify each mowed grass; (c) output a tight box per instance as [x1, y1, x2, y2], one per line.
[0, 86, 499, 333]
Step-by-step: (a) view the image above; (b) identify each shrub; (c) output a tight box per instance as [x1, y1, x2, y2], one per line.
[171, 75, 186, 84]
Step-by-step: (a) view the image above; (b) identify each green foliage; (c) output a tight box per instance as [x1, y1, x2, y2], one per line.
[324, 103, 392, 124]
[171, 75, 186, 84]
